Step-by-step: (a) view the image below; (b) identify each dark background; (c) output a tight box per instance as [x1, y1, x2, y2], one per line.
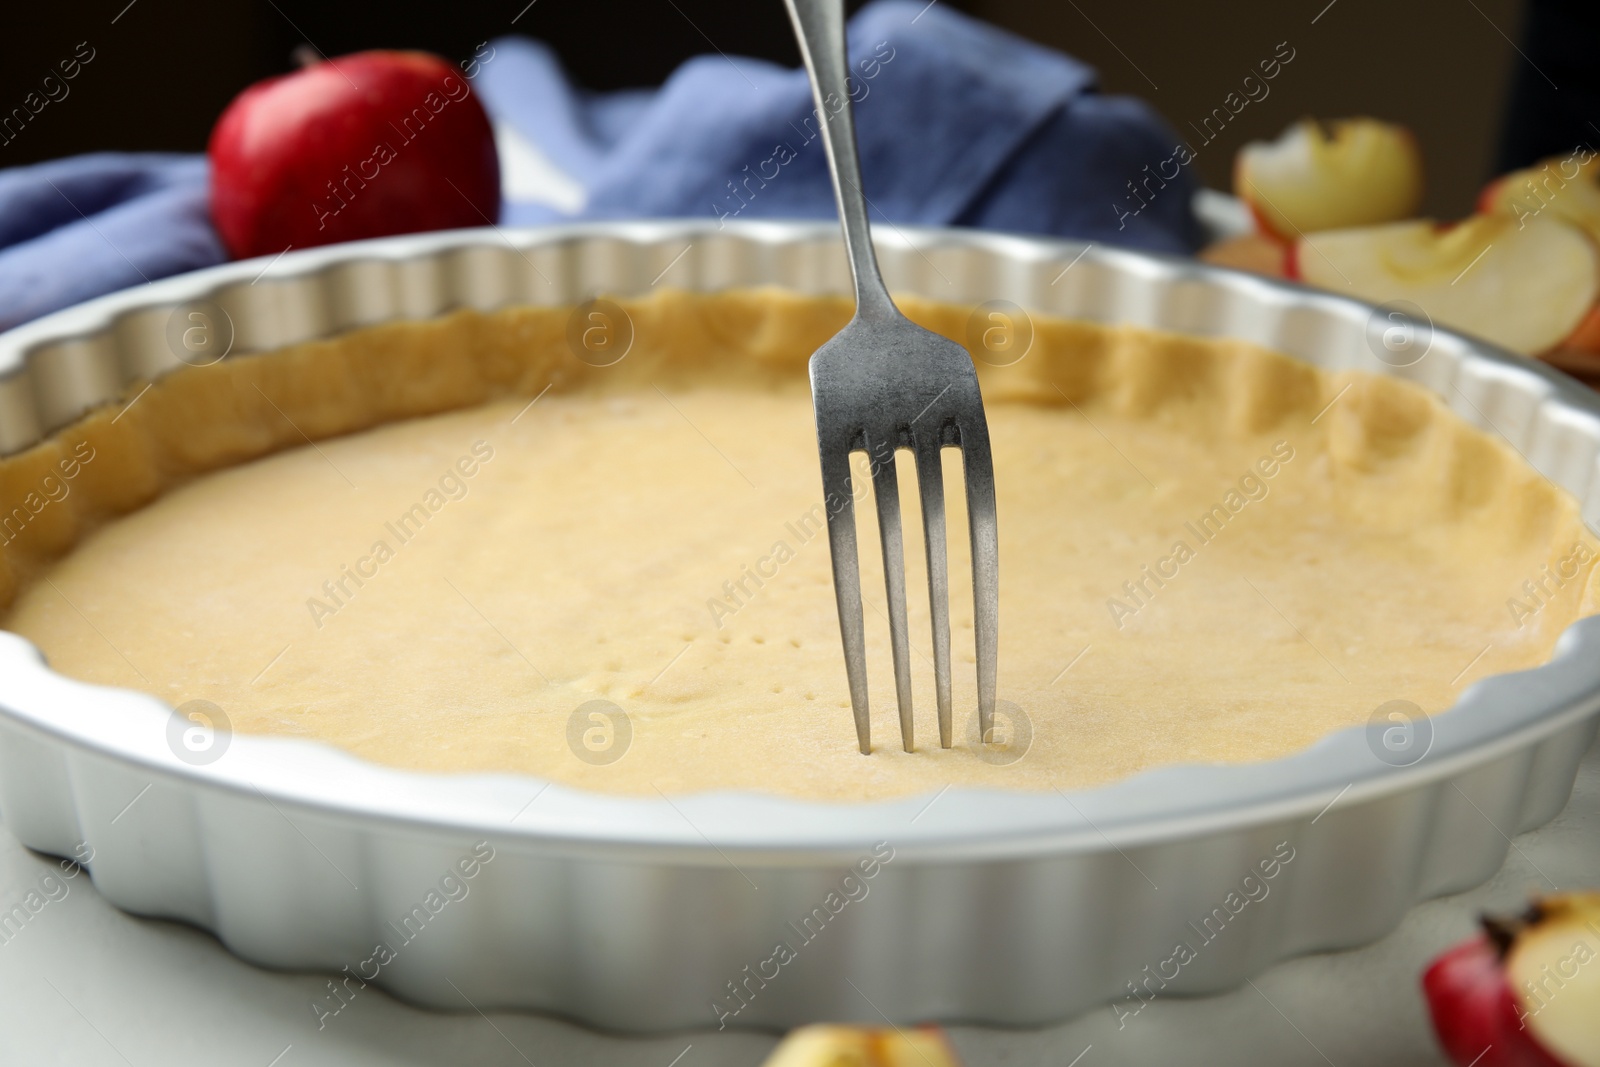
[2, 0, 1591, 219]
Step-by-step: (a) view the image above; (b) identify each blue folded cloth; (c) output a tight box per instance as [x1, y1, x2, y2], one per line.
[0, 154, 222, 331]
[0, 0, 1200, 332]
[477, 1, 1202, 250]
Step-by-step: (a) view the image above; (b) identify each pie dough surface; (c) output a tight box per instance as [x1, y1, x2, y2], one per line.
[2, 290, 1595, 801]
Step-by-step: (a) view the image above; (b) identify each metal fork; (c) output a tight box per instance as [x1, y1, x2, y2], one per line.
[784, 0, 999, 754]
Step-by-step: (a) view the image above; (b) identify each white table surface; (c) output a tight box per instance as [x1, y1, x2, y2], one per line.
[0, 732, 1594, 1067]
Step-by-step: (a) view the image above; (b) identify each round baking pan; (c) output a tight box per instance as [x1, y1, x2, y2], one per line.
[1, 220, 1597, 1030]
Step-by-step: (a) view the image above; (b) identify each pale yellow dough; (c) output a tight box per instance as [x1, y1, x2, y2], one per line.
[1, 290, 1596, 801]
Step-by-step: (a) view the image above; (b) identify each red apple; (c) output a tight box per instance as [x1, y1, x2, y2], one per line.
[1235, 118, 1424, 241]
[208, 50, 499, 259]
[1424, 895, 1600, 1067]
[1295, 215, 1600, 354]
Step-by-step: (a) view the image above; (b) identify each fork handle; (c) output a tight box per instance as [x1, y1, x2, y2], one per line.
[784, 0, 899, 322]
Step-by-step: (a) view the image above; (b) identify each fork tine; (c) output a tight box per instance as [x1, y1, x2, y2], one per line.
[913, 441, 953, 748]
[820, 444, 872, 753]
[961, 420, 1000, 744]
[868, 438, 916, 752]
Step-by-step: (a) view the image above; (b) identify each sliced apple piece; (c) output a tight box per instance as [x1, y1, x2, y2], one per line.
[1200, 233, 1289, 278]
[1480, 152, 1600, 246]
[1296, 215, 1600, 354]
[763, 1025, 961, 1067]
[1235, 118, 1424, 241]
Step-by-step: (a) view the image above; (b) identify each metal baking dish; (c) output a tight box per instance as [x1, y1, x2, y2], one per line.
[2, 220, 1598, 1032]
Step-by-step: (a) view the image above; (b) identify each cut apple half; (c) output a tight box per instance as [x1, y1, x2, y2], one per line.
[1424, 895, 1600, 1067]
[1295, 215, 1600, 355]
[1508, 895, 1600, 1067]
[1425, 935, 1567, 1067]
[1235, 118, 1424, 241]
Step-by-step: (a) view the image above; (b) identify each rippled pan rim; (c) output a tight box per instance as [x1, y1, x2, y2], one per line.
[1, 220, 1598, 856]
